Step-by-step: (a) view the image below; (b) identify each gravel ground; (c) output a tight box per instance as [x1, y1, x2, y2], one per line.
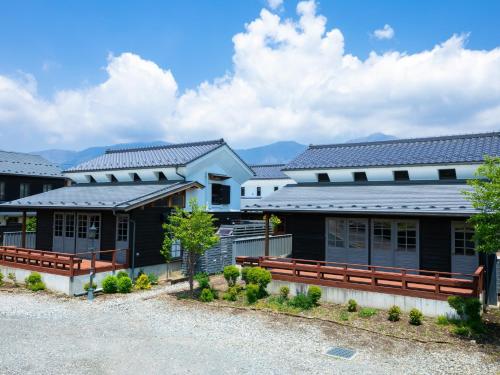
[0, 285, 498, 375]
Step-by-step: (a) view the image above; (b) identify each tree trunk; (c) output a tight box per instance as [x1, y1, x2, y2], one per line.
[188, 250, 195, 297]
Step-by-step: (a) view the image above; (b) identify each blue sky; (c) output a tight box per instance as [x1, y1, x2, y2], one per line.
[1, 0, 498, 97]
[0, 0, 499, 151]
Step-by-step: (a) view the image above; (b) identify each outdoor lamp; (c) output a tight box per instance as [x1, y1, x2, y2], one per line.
[88, 224, 97, 240]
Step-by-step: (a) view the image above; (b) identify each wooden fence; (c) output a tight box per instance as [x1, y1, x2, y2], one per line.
[0, 246, 129, 277]
[236, 256, 484, 301]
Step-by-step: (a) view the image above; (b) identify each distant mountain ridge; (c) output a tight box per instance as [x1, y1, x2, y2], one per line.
[33, 133, 395, 169]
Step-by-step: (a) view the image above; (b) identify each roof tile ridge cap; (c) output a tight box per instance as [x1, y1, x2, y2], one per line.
[250, 163, 286, 168]
[308, 131, 500, 150]
[105, 139, 225, 154]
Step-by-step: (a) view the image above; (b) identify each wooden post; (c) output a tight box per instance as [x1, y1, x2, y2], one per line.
[21, 211, 27, 248]
[264, 213, 270, 257]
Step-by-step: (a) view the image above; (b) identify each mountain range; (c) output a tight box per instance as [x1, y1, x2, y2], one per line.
[33, 133, 396, 169]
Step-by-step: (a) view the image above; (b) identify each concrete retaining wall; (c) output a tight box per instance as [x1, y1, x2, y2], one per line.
[268, 280, 459, 317]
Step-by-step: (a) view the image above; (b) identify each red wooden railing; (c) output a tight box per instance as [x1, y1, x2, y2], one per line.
[235, 256, 484, 301]
[0, 246, 129, 277]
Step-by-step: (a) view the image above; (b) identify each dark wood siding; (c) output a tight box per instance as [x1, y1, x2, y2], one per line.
[0, 175, 65, 203]
[282, 213, 326, 261]
[36, 209, 54, 250]
[419, 217, 454, 273]
[130, 207, 172, 267]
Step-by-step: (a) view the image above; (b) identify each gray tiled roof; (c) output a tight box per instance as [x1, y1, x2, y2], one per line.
[284, 132, 500, 170]
[0, 181, 201, 211]
[242, 182, 477, 216]
[65, 139, 226, 172]
[0, 151, 64, 178]
[250, 164, 290, 180]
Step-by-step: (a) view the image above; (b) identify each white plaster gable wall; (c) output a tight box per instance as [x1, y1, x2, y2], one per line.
[284, 164, 480, 183]
[242, 178, 295, 199]
[65, 167, 184, 183]
[185, 145, 253, 212]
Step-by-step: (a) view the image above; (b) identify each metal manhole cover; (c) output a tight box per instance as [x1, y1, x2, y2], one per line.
[325, 346, 357, 360]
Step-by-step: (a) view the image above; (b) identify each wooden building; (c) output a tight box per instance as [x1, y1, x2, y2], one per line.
[1, 139, 253, 272]
[0, 150, 66, 242]
[243, 132, 500, 305]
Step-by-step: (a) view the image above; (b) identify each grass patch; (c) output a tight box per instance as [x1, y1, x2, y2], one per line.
[358, 307, 377, 318]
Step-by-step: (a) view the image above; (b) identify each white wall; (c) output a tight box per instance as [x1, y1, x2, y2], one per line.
[285, 164, 480, 183]
[242, 178, 295, 199]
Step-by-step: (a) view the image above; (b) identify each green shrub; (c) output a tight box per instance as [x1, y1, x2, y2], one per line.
[436, 315, 449, 325]
[288, 293, 313, 310]
[223, 286, 239, 301]
[246, 267, 271, 297]
[347, 299, 357, 312]
[339, 311, 350, 321]
[194, 272, 210, 290]
[387, 305, 401, 322]
[25, 272, 42, 285]
[147, 273, 159, 285]
[28, 281, 46, 292]
[83, 281, 97, 292]
[0, 272, 3, 286]
[135, 274, 151, 290]
[116, 270, 129, 279]
[279, 286, 290, 300]
[359, 307, 377, 318]
[117, 276, 133, 293]
[102, 275, 118, 294]
[223, 265, 240, 287]
[241, 267, 250, 284]
[409, 308, 423, 326]
[307, 286, 322, 306]
[448, 296, 466, 319]
[464, 298, 481, 323]
[246, 283, 260, 304]
[200, 288, 214, 302]
[25, 272, 45, 292]
[453, 325, 471, 337]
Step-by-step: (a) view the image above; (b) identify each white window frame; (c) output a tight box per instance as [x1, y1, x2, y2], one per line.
[451, 221, 476, 256]
[116, 214, 129, 243]
[326, 217, 368, 250]
[54, 213, 64, 237]
[370, 219, 419, 253]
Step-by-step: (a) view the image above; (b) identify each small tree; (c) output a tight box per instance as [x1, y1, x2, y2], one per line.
[161, 198, 219, 296]
[463, 156, 500, 254]
[26, 217, 37, 232]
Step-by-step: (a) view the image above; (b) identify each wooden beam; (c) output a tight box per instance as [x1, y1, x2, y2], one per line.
[21, 211, 27, 248]
[264, 213, 270, 257]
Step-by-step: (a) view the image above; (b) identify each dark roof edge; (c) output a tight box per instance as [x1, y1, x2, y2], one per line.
[282, 160, 485, 171]
[286, 179, 473, 187]
[0, 172, 66, 179]
[105, 139, 225, 154]
[249, 164, 286, 168]
[308, 131, 500, 150]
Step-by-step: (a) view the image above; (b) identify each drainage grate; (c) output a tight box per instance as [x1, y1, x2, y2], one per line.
[325, 346, 357, 360]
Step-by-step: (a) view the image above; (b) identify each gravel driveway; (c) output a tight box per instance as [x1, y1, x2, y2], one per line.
[0, 285, 498, 375]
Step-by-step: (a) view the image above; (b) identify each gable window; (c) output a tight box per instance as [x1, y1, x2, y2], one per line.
[0, 182, 5, 200]
[396, 222, 417, 252]
[353, 172, 368, 182]
[19, 183, 30, 198]
[438, 168, 456, 180]
[256, 187, 261, 197]
[393, 170, 409, 181]
[212, 183, 230, 205]
[317, 173, 330, 183]
[274, 186, 279, 191]
[241, 187, 245, 197]
[452, 223, 475, 256]
[43, 184, 52, 192]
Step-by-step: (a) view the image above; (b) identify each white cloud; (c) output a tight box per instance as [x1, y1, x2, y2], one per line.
[267, 0, 283, 10]
[1, 0, 500, 151]
[372, 24, 395, 40]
